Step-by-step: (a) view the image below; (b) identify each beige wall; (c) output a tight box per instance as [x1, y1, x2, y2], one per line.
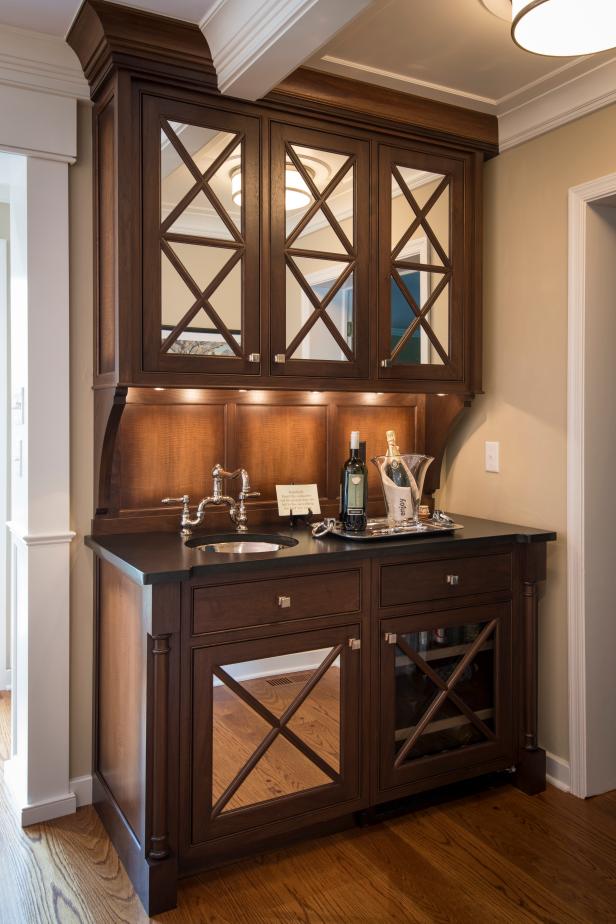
[69, 101, 94, 778]
[439, 101, 616, 762]
[67, 98, 616, 777]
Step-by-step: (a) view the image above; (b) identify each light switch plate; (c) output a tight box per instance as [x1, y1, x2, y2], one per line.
[485, 440, 500, 473]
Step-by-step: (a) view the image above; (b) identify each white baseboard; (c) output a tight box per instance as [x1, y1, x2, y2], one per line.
[546, 752, 571, 792]
[0, 668, 11, 691]
[20, 792, 77, 826]
[70, 774, 93, 808]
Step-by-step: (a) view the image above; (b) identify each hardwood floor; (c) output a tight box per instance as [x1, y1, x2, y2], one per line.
[1, 690, 615, 923]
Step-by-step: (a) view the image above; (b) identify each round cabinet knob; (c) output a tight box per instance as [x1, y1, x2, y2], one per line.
[277, 595, 291, 608]
[446, 574, 460, 586]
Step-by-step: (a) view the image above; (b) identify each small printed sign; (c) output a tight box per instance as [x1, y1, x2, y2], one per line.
[275, 483, 321, 517]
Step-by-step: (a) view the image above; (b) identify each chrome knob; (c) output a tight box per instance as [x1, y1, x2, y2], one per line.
[446, 574, 460, 586]
[277, 595, 291, 608]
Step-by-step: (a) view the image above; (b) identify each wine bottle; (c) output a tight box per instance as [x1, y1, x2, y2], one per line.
[340, 431, 368, 532]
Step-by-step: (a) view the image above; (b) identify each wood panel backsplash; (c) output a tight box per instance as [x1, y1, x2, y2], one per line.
[93, 387, 464, 534]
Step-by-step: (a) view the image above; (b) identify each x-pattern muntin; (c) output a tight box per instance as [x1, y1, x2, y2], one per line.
[211, 644, 343, 818]
[283, 143, 357, 361]
[159, 119, 246, 356]
[393, 620, 497, 768]
[391, 167, 450, 266]
[388, 166, 452, 365]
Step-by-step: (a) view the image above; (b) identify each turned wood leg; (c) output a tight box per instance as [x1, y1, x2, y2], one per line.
[514, 578, 546, 795]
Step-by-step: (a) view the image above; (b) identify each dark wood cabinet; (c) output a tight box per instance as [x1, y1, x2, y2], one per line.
[269, 121, 370, 381]
[377, 142, 470, 386]
[186, 624, 363, 849]
[87, 531, 552, 915]
[377, 602, 514, 798]
[70, 1, 492, 396]
[142, 95, 261, 378]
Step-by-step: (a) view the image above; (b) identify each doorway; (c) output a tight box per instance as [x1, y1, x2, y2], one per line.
[568, 174, 616, 797]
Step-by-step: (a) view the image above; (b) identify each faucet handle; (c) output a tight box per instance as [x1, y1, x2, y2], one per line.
[162, 494, 190, 508]
[241, 489, 260, 500]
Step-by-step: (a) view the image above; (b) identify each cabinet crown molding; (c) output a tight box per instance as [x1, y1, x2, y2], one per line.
[67, 0, 218, 95]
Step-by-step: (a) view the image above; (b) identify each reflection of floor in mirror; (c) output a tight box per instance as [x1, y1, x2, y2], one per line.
[213, 667, 341, 811]
[1, 690, 616, 923]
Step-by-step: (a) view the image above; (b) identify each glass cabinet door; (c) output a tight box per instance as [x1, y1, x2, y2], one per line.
[270, 124, 369, 380]
[379, 604, 513, 793]
[378, 144, 466, 384]
[142, 97, 260, 376]
[190, 626, 361, 843]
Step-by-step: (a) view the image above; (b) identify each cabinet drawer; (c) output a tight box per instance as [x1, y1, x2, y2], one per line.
[379, 553, 511, 608]
[192, 568, 362, 634]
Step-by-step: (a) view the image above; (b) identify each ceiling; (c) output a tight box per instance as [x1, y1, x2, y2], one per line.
[305, 0, 615, 113]
[0, 0, 614, 134]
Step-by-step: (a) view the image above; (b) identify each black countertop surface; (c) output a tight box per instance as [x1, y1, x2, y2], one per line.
[85, 514, 556, 585]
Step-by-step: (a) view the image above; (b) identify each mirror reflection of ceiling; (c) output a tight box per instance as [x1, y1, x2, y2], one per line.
[305, 0, 616, 112]
[161, 126, 442, 240]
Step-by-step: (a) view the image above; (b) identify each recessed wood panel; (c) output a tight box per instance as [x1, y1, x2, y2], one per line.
[117, 404, 225, 509]
[98, 560, 145, 840]
[335, 404, 417, 497]
[235, 404, 327, 500]
[97, 96, 116, 377]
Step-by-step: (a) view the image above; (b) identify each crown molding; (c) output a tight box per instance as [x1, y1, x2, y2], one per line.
[202, 0, 372, 100]
[498, 54, 616, 151]
[0, 25, 88, 100]
[315, 55, 497, 113]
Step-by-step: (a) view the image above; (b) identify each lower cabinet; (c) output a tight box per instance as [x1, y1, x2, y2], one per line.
[377, 602, 514, 798]
[187, 623, 364, 848]
[90, 540, 549, 915]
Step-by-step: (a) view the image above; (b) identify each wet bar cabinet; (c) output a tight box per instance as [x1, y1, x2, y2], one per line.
[70, 0, 555, 915]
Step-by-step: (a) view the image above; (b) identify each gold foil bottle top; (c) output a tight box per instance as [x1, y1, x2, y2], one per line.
[385, 429, 400, 457]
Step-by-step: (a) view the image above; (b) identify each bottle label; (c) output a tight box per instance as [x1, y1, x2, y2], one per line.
[346, 473, 365, 514]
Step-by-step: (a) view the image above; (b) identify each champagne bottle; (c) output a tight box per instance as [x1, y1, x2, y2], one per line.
[340, 431, 368, 532]
[384, 430, 412, 487]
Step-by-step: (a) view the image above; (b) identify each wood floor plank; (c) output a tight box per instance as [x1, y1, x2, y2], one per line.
[1, 694, 615, 923]
[443, 785, 616, 919]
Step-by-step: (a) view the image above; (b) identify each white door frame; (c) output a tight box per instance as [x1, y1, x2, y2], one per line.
[0, 28, 88, 825]
[0, 238, 9, 691]
[567, 171, 616, 798]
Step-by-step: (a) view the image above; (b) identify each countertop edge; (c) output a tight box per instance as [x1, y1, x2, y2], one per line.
[85, 522, 557, 586]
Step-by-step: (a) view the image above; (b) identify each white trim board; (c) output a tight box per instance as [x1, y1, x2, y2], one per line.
[567, 171, 616, 799]
[546, 752, 571, 793]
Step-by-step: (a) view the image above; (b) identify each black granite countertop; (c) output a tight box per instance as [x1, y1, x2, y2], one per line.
[85, 514, 556, 585]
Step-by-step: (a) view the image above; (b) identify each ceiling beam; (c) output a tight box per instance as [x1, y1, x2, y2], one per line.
[201, 0, 375, 100]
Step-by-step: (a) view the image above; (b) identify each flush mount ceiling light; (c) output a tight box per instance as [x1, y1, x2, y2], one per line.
[231, 163, 316, 210]
[511, 0, 616, 56]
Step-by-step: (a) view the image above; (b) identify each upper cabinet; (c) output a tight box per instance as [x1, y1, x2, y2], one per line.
[142, 97, 261, 377]
[377, 144, 466, 385]
[269, 123, 369, 381]
[69, 1, 495, 395]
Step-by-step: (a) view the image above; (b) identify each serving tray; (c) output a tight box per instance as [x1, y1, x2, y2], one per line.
[326, 516, 464, 541]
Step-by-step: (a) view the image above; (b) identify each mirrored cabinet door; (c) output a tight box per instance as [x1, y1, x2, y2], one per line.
[142, 97, 260, 375]
[378, 145, 465, 384]
[379, 603, 513, 792]
[190, 626, 361, 843]
[270, 124, 369, 380]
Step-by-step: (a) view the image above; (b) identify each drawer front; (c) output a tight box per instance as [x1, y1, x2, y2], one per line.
[379, 553, 512, 608]
[192, 568, 362, 634]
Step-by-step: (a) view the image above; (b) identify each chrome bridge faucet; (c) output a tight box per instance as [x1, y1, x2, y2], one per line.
[162, 464, 260, 536]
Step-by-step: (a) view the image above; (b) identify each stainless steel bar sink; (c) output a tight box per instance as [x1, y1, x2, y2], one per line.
[185, 533, 298, 554]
